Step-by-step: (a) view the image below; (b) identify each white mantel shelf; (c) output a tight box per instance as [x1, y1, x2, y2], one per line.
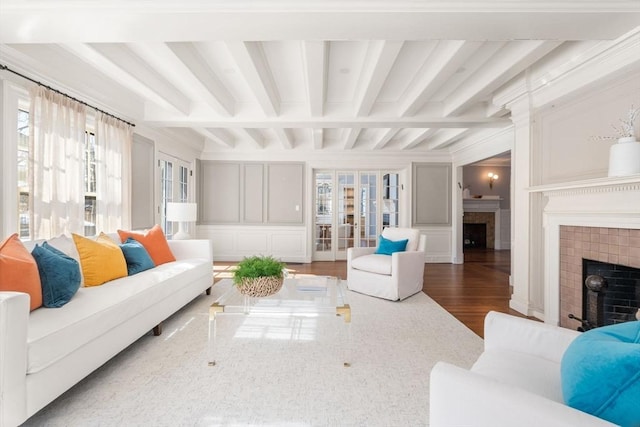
[528, 175, 640, 195]
[463, 198, 503, 209]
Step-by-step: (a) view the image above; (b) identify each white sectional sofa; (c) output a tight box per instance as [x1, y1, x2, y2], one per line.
[0, 239, 213, 427]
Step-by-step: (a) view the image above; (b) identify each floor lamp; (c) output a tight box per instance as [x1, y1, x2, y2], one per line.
[166, 202, 198, 240]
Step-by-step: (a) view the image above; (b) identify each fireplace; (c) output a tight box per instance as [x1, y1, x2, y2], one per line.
[574, 259, 640, 330]
[538, 177, 640, 328]
[463, 212, 495, 249]
[463, 223, 486, 248]
[559, 226, 640, 329]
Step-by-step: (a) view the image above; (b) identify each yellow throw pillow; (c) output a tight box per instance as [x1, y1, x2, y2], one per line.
[72, 233, 128, 287]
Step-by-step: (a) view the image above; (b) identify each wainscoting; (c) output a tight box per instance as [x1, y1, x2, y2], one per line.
[197, 225, 308, 263]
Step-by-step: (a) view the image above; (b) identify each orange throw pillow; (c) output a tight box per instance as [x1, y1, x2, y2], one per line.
[0, 233, 42, 311]
[117, 224, 175, 266]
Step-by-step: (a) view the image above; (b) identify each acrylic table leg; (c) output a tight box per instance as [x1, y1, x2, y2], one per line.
[208, 303, 224, 366]
[336, 304, 352, 367]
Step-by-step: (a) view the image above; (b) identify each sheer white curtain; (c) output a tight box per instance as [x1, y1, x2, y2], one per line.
[29, 86, 86, 239]
[95, 113, 132, 232]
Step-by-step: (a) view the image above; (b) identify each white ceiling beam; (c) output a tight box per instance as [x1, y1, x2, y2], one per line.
[442, 41, 562, 117]
[372, 128, 400, 150]
[354, 40, 404, 116]
[302, 41, 326, 117]
[400, 128, 436, 150]
[194, 127, 235, 148]
[225, 41, 280, 117]
[3, 6, 640, 43]
[424, 129, 470, 150]
[142, 114, 510, 128]
[486, 103, 510, 118]
[343, 127, 362, 150]
[398, 40, 481, 116]
[62, 43, 191, 115]
[273, 128, 293, 149]
[235, 128, 264, 148]
[312, 128, 324, 150]
[167, 42, 235, 115]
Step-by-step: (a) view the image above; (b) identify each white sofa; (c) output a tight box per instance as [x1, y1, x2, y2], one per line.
[347, 227, 426, 301]
[429, 311, 616, 427]
[0, 239, 213, 427]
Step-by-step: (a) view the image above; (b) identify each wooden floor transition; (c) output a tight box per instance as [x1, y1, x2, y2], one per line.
[213, 249, 516, 338]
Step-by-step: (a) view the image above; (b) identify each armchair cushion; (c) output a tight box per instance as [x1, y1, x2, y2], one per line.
[561, 321, 640, 427]
[374, 235, 408, 255]
[382, 227, 421, 251]
[350, 254, 391, 275]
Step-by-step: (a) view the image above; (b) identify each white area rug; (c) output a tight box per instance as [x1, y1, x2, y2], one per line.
[24, 280, 483, 426]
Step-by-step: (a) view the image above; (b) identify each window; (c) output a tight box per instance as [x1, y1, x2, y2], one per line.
[84, 132, 97, 236]
[17, 109, 29, 239]
[16, 107, 101, 238]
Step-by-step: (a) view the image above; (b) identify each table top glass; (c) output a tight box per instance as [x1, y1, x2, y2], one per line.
[214, 276, 346, 315]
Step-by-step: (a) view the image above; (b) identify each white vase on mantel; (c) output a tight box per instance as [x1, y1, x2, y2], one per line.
[608, 136, 640, 177]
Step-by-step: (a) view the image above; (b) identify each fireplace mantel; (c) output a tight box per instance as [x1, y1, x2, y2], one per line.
[536, 175, 640, 326]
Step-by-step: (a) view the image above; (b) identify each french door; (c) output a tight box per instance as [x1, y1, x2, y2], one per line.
[314, 170, 400, 260]
[158, 154, 190, 238]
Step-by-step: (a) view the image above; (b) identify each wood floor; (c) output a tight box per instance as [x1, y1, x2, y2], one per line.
[213, 249, 515, 338]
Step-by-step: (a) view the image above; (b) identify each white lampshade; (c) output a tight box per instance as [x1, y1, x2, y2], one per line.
[166, 202, 197, 222]
[166, 202, 197, 239]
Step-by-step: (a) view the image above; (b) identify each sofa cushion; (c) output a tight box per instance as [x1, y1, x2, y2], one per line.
[46, 234, 84, 286]
[26, 258, 211, 374]
[0, 233, 42, 311]
[73, 233, 128, 287]
[350, 254, 392, 275]
[120, 237, 155, 275]
[561, 321, 640, 427]
[117, 225, 175, 266]
[382, 228, 421, 252]
[32, 243, 81, 308]
[375, 234, 408, 255]
[472, 349, 564, 404]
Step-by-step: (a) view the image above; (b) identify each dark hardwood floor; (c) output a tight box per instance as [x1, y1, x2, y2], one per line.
[213, 248, 515, 338]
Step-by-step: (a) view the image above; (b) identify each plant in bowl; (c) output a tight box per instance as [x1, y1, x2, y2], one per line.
[233, 255, 287, 297]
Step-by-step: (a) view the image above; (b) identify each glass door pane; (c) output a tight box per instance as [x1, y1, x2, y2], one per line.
[336, 172, 355, 258]
[314, 172, 332, 254]
[383, 173, 400, 229]
[359, 172, 378, 248]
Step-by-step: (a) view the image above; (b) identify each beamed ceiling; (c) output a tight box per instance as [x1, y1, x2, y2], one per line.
[1, 1, 639, 154]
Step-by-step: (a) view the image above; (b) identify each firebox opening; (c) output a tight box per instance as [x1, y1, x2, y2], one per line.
[581, 258, 640, 328]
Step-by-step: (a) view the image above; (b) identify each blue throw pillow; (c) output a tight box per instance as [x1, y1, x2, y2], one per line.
[120, 237, 155, 275]
[374, 235, 409, 255]
[561, 321, 640, 427]
[32, 242, 81, 308]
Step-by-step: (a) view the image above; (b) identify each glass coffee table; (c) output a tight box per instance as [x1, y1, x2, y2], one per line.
[208, 275, 351, 367]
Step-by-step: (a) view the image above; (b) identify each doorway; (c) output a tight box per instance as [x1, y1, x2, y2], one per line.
[313, 170, 400, 261]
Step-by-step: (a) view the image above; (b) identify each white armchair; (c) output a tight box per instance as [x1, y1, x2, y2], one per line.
[429, 311, 616, 427]
[347, 227, 426, 301]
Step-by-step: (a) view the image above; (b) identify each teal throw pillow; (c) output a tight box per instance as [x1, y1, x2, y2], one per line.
[32, 242, 81, 308]
[561, 321, 640, 427]
[120, 237, 155, 275]
[374, 235, 409, 255]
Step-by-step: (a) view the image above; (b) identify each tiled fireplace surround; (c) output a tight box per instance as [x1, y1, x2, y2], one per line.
[559, 226, 640, 329]
[539, 176, 640, 328]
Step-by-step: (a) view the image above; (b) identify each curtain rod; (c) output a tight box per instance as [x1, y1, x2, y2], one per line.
[0, 63, 135, 128]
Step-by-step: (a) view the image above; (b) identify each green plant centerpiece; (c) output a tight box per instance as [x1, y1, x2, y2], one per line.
[233, 255, 287, 297]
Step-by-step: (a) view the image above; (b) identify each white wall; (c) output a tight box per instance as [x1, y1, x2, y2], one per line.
[535, 72, 640, 184]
